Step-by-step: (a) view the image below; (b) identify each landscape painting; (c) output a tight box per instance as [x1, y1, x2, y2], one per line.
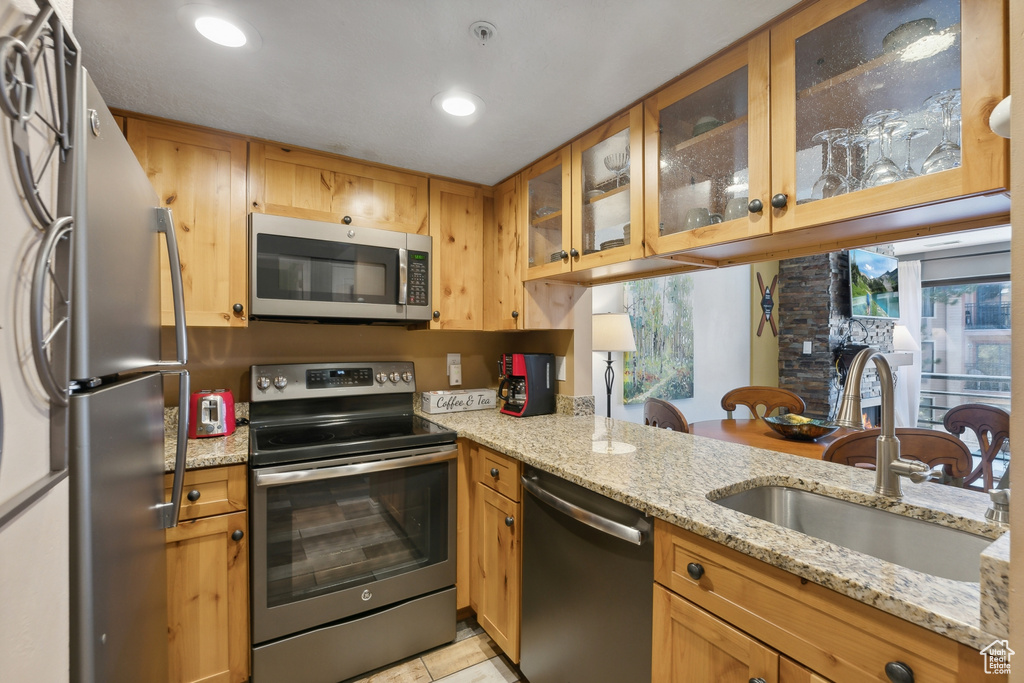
[622, 273, 694, 403]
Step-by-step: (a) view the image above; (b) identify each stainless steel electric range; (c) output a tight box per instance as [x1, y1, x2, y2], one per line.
[248, 361, 458, 683]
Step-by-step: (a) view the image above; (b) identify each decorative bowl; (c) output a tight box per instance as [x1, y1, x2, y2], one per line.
[882, 18, 937, 54]
[692, 116, 724, 137]
[764, 415, 839, 441]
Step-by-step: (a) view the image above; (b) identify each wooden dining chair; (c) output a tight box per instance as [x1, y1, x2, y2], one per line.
[943, 403, 1010, 492]
[720, 386, 806, 421]
[822, 428, 973, 483]
[643, 398, 690, 433]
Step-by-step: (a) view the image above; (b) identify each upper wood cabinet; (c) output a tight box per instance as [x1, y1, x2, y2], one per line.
[769, 0, 1007, 234]
[429, 179, 484, 329]
[521, 147, 572, 280]
[126, 119, 248, 327]
[249, 142, 429, 234]
[484, 176, 524, 330]
[643, 33, 772, 255]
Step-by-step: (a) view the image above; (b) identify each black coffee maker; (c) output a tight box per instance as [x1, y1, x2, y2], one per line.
[497, 353, 556, 417]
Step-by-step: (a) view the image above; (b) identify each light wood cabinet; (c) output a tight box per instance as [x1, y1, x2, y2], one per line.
[164, 465, 249, 683]
[249, 142, 429, 234]
[472, 445, 522, 663]
[429, 179, 485, 329]
[456, 439, 475, 612]
[654, 519, 1004, 683]
[484, 176, 524, 330]
[126, 119, 248, 327]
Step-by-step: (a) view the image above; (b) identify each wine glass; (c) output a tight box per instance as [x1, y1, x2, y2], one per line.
[862, 110, 905, 188]
[897, 128, 930, 179]
[604, 151, 629, 188]
[834, 129, 866, 194]
[922, 89, 961, 174]
[811, 128, 847, 200]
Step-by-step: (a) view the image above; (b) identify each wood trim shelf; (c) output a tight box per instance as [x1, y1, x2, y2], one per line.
[530, 209, 563, 227]
[585, 183, 629, 204]
[673, 115, 748, 153]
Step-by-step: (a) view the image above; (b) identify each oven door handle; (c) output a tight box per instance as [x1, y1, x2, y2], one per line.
[253, 445, 457, 487]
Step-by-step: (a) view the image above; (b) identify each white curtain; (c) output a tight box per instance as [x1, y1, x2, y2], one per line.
[894, 260, 922, 427]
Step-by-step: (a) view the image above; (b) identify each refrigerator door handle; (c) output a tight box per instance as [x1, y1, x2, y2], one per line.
[158, 369, 190, 529]
[155, 207, 188, 366]
[30, 215, 73, 406]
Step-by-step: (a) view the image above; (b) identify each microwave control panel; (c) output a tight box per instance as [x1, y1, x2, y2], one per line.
[407, 251, 429, 306]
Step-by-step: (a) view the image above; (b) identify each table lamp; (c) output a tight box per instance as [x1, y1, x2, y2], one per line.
[593, 313, 636, 419]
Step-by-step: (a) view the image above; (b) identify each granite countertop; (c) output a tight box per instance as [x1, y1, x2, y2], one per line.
[163, 403, 249, 471]
[419, 407, 1010, 650]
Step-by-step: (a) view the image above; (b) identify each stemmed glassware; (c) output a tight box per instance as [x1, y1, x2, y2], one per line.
[604, 150, 630, 188]
[862, 110, 906, 188]
[922, 89, 961, 174]
[897, 128, 930, 179]
[811, 128, 848, 200]
[834, 129, 866, 195]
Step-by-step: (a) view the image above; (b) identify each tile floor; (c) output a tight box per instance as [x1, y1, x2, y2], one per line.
[344, 619, 524, 683]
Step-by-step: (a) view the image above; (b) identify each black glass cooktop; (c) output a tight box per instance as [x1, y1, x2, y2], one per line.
[250, 414, 456, 467]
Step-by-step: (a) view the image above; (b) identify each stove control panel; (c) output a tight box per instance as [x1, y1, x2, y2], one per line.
[251, 362, 416, 401]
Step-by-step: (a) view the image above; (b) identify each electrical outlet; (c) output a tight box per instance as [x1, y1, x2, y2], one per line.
[555, 356, 567, 381]
[446, 353, 461, 376]
[802, 341, 813, 355]
[449, 363, 462, 386]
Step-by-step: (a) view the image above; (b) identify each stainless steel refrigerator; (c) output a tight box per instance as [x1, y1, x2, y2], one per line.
[66, 73, 190, 683]
[0, 4, 189, 679]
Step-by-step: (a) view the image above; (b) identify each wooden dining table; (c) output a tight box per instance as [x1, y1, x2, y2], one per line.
[689, 418, 856, 460]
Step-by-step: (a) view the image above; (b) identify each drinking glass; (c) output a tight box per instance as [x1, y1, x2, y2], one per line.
[811, 128, 847, 200]
[897, 128, 930, 179]
[862, 110, 905, 188]
[922, 89, 961, 174]
[834, 129, 865, 194]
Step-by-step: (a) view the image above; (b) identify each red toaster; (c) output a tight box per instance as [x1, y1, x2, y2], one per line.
[188, 389, 236, 438]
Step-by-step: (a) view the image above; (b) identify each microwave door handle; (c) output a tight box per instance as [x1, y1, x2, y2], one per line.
[155, 207, 188, 366]
[398, 248, 408, 305]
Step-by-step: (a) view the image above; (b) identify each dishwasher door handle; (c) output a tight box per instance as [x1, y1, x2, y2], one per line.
[521, 473, 647, 545]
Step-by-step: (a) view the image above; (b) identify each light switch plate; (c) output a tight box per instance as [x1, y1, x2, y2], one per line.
[803, 341, 813, 355]
[555, 356, 566, 381]
[446, 353, 461, 376]
[449, 363, 462, 386]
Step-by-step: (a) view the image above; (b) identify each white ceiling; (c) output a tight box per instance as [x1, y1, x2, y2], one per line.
[72, 0, 802, 185]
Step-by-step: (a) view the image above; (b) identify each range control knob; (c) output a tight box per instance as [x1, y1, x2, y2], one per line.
[401, 371, 413, 383]
[376, 372, 388, 384]
[389, 372, 401, 383]
[256, 376, 271, 391]
[273, 376, 288, 390]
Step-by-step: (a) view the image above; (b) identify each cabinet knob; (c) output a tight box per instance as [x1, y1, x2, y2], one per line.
[231, 529, 244, 542]
[686, 562, 704, 580]
[232, 303, 243, 314]
[186, 489, 200, 502]
[342, 215, 352, 225]
[505, 516, 514, 527]
[747, 198, 763, 213]
[569, 248, 579, 258]
[511, 310, 519, 319]
[432, 310, 440, 320]
[749, 679, 767, 683]
[884, 662, 914, 683]
[490, 468, 499, 478]
[770, 193, 788, 209]
[559, 250, 569, 260]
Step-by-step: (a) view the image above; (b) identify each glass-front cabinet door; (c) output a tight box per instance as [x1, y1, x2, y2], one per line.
[521, 148, 571, 281]
[644, 34, 771, 255]
[770, 0, 1007, 234]
[571, 105, 644, 270]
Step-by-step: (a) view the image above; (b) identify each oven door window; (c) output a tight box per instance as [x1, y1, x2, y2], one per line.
[256, 233, 396, 304]
[264, 461, 448, 608]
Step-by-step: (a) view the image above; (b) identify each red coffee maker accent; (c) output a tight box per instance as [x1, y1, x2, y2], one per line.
[497, 353, 556, 417]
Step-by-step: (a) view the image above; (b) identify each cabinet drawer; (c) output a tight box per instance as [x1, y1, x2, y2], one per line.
[165, 465, 247, 522]
[655, 520, 970, 683]
[476, 447, 521, 502]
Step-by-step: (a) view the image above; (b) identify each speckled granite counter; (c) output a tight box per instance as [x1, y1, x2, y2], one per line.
[163, 404, 249, 471]
[419, 407, 1009, 650]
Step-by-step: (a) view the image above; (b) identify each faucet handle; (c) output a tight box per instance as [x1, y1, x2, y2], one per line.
[989, 488, 1010, 505]
[907, 466, 945, 484]
[986, 488, 1010, 524]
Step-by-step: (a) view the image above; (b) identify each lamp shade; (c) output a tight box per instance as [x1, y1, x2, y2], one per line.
[593, 313, 636, 352]
[893, 324, 920, 352]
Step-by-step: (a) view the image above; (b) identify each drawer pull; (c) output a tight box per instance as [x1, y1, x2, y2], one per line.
[490, 468, 499, 478]
[231, 529, 244, 542]
[505, 516, 514, 527]
[186, 489, 201, 502]
[884, 661, 914, 683]
[686, 562, 704, 580]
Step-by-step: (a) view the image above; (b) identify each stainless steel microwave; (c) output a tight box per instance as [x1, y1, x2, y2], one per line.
[249, 213, 432, 322]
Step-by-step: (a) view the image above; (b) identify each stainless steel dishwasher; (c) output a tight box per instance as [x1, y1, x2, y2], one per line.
[520, 466, 653, 683]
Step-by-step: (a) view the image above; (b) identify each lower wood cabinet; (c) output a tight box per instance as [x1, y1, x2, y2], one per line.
[164, 466, 250, 683]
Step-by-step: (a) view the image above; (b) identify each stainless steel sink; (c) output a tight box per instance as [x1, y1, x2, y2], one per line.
[711, 486, 995, 582]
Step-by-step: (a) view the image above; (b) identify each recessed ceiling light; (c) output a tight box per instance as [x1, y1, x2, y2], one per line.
[194, 16, 246, 47]
[177, 5, 263, 51]
[431, 90, 484, 121]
